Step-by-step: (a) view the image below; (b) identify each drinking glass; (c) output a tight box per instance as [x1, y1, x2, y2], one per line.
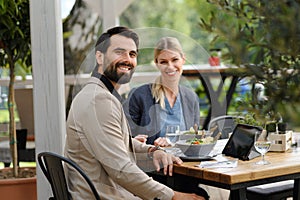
[254, 131, 271, 165]
[166, 125, 180, 146]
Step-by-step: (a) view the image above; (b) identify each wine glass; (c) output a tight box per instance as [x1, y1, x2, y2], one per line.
[165, 125, 180, 146]
[254, 131, 271, 165]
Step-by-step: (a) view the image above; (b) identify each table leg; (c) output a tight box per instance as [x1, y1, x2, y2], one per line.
[294, 178, 300, 200]
[229, 188, 247, 200]
[199, 75, 239, 129]
[200, 75, 226, 129]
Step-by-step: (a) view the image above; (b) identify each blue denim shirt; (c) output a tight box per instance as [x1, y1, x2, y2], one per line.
[159, 95, 186, 137]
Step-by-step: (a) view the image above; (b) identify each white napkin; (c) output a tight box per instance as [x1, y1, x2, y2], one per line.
[197, 155, 238, 168]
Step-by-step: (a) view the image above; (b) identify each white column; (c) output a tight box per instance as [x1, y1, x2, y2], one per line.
[84, 0, 134, 31]
[102, 0, 119, 31]
[29, 0, 66, 199]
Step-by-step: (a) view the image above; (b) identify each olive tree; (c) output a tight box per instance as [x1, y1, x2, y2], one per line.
[198, 0, 300, 126]
[0, 0, 31, 177]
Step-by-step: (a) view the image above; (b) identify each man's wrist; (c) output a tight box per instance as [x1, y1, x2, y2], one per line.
[147, 146, 166, 159]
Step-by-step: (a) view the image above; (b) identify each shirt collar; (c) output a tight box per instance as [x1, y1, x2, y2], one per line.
[91, 71, 123, 103]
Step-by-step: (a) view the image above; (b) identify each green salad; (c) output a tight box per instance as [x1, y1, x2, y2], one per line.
[186, 137, 214, 145]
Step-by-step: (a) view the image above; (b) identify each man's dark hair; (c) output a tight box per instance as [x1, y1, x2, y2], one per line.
[95, 26, 139, 53]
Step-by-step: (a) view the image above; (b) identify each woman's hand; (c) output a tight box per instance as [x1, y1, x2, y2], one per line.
[152, 150, 182, 176]
[154, 137, 171, 147]
[134, 134, 148, 143]
[172, 191, 206, 200]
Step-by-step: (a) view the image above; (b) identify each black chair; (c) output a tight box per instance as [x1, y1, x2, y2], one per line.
[38, 152, 100, 200]
[17, 129, 35, 163]
[208, 115, 242, 139]
[246, 180, 294, 200]
[3, 129, 35, 167]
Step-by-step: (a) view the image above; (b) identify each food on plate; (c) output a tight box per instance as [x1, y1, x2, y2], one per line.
[186, 137, 214, 145]
[183, 127, 208, 135]
[181, 127, 198, 134]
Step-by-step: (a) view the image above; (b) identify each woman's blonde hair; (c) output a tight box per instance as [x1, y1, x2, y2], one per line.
[151, 37, 184, 108]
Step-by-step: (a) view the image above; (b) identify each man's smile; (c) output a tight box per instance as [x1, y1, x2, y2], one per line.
[117, 63, 134, 73]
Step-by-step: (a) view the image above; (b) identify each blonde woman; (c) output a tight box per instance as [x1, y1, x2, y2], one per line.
[124, 37, 200, 147]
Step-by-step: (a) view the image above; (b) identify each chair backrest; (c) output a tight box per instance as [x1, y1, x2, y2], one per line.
[17, 129, 36, 163]
[38, 152, 100, 200]
[17, 129, 28, 150]
[208, 115, 243, 139]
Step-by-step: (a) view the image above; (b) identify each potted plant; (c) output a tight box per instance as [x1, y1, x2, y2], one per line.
[0, 1, 36, 199]
[208, 49, 221, 66]
[234, 113, 263, 128]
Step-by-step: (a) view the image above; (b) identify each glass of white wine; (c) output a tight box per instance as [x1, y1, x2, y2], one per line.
[254, 131, 271, 165]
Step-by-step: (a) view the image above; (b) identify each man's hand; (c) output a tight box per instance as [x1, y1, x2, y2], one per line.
[172, 191, 206, 200]
[134, 134, 148, 143]
[154, 137, 171, 147]
[152, 150, 182, 176]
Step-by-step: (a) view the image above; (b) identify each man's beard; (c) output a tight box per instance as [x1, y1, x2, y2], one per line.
[103, 61, 135, 84]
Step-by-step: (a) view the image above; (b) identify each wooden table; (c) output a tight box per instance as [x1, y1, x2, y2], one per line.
[182, 65, 249, 129]
[169, 149, 300, 200]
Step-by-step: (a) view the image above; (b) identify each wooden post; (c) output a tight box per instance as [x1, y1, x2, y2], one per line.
[29, 0, 66, 199]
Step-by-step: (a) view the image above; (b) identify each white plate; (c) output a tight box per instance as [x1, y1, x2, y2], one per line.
[165, 147, 216, 161]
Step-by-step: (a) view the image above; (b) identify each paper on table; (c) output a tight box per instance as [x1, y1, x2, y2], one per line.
[197, 139, 238, 168]
[208, 139, 228, 156]
[196, 155, 238, 168]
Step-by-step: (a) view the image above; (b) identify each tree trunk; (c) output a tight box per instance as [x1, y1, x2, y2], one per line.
[8, 57, 18, 177]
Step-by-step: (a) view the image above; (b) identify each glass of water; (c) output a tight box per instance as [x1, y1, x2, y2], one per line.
[254, 131, 271, 165]
[166, 125, 180, 146]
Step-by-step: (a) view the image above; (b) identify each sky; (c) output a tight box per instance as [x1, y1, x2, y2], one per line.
[61, 0, 75, 19]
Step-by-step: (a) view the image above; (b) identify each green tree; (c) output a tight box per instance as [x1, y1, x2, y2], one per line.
[198, 0, 300, 126]
[120, 0, 211, 65]
[0, 0, 31, 177]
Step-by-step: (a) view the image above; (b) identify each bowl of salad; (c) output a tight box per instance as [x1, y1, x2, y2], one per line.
[175, 137, 216, 157]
